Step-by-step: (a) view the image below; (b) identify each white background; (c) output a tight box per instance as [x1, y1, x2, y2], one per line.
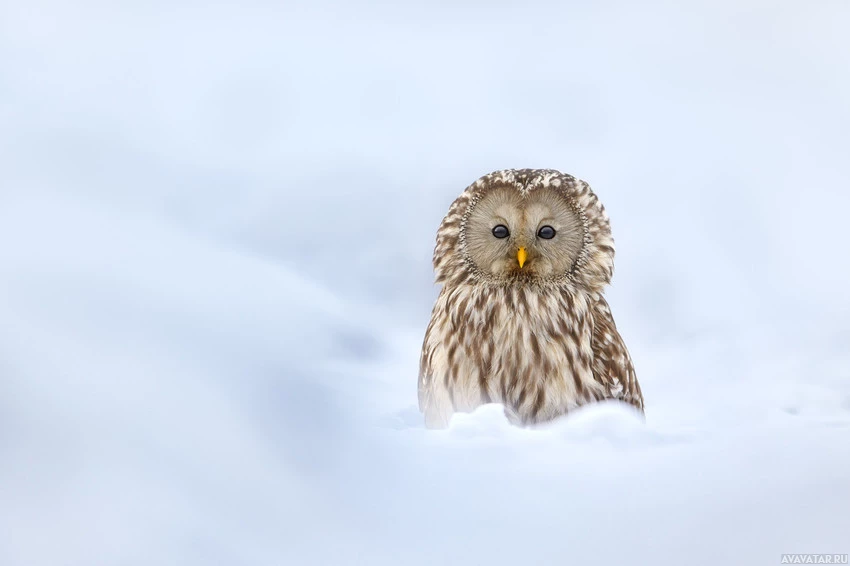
[1, 1, 849, 564]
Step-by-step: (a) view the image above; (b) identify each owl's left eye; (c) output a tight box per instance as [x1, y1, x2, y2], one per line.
[492, 225, 510, 239]
[537, 225, 556, 239]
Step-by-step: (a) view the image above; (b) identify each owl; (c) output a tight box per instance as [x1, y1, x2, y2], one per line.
[418, 169, 643, 429]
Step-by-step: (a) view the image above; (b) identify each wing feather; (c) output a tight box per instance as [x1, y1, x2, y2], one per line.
[589, 296, 644, 412]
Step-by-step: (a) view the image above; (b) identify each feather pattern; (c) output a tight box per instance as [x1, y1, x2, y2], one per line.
[419, 169, 644, 428]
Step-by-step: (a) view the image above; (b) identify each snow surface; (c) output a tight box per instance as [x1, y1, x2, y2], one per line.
[2, 1, 850, 565]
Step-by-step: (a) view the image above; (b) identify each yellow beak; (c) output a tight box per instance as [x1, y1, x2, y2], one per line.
[517, 247, 527, 269]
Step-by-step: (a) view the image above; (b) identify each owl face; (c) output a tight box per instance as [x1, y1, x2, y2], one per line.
[433, 169, 615, 293]
[464, 185, 585, 281]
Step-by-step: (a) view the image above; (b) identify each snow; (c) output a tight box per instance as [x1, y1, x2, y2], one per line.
[1, 1, 850, 564]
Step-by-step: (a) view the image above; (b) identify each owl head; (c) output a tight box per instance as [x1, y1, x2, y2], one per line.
[433, 169, 616, 293]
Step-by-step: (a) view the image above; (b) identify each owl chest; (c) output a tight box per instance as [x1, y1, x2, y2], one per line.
[438, 287, 598, 421]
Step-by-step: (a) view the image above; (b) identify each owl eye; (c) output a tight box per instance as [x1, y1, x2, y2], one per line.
[537, 225, 556, 239]
[492, 225, 510, 239]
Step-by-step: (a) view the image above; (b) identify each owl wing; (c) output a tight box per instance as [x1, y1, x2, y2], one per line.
[589, 296, 644, 412]
[418, 314, 453, 429]
[418, 331, 434, 411]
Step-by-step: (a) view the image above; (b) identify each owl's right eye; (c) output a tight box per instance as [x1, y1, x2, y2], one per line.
[492, 225, 510, 239]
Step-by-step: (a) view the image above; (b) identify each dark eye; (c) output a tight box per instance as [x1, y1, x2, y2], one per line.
[492, 225, 510, 239]
[537, 225, 556, 239]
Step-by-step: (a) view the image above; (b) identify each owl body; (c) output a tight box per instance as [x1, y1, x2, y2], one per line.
[419, 169, 643, 429]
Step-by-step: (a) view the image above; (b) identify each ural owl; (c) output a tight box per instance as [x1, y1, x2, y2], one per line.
[419, 169, 643, 429]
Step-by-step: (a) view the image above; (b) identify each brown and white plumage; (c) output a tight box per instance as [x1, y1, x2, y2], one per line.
[419, 169, 643, 429]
